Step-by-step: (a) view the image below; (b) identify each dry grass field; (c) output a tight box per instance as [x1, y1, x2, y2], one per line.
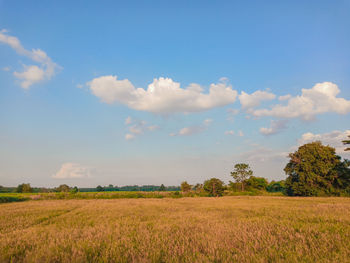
[1, 196, 350, 263]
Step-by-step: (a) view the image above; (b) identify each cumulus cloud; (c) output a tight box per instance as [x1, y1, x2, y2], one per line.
[251, 82, 350, 120]
[0, 29, 60, 89]
[88, 76, 237, 114]
[52, 163, 92, 179]
[297, 130, 350, 156]
[239, 90, 276, 111]
[170, 119, 212, 136]
[259, 120, 288, 136]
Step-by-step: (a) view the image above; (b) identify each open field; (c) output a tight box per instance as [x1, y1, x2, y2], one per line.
[0, 191, 283, 203]
[1, 197, 350, 262]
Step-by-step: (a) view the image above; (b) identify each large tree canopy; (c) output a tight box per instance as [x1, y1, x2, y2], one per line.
[284, 141, 350, 196]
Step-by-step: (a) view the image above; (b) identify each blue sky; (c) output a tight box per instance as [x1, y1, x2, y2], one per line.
[1, 0, 350, 187]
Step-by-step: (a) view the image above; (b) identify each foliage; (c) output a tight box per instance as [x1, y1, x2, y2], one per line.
[70, 186, 79, 194]
[16, 183, 32, 193]
[343, 135, 350, 151]
[193, 183, 203, 192]
[96, 185, 104, 192]
[180, 181, 192, 192]
[56, 184, 70, 192]
[203, 178, 224, 196]
[230, 163, 253, 191]
[266, 180, 285, 192]
[284, 141, 350, 196]
[159, 184, 166, 191]
[0, 195, 29, 203]
[245, 176, 268, 190]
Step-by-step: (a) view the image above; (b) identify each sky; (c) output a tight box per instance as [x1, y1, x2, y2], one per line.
[0, 0, 350, 187]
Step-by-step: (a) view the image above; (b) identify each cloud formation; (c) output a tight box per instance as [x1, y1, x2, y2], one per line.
[251, 82, 350, 120]
[88, 76, 237, 114]
[239, 90, 276, 111]
[260, 120, 288, 135]
[170, 119, 212, 136]
[0, 29, 60, 89]
[52, 163, 92, 179]
[298, 130, 350, 155]
[124, 117, 159, 140]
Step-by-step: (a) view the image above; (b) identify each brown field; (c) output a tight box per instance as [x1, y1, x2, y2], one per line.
[1, 196, 350, 263]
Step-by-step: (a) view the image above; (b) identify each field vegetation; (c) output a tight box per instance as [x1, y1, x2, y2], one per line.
[1, 196, 350, 262]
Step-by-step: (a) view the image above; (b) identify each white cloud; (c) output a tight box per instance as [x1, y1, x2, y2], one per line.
[88, 76, 237, 114]
[238, 130, 244, 137]
[238, 146, 287, 163]
[279, 94, 291, 101]
[239, 90, 276, 111]
[171, 119, 212, 136]
[52, 163, 92, 179]
[2, 66, 10, 71]
[259, 120, 288, 136]
[0, 29, 60, 89]
[125, 133, 135, 140]
[225, 130, 235, 135]
[13, 65, 45, 89]
[76, 84, 84, 89]
[251, 82, 350, 120]
[297, 130, 350, 156]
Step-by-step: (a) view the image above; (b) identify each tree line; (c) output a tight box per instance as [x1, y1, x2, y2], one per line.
[3, 136, 350, 197]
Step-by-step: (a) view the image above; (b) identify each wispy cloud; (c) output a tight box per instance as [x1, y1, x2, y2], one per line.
[170, 119, 212, 136]
[260, 120, 288, 136]
[0, 29, 61, 89]
[124, 117, 159, 140]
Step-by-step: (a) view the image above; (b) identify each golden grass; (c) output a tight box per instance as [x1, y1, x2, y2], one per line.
[1, 196, 350, 262]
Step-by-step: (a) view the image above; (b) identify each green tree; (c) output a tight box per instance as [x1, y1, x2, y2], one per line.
[203, 178, 224, 197]
[96, 185, 104, 192]
[193, 183, 203, 192]
[245, 176, 268, 190]
[230, 163, 253, 191]
[180, 181, 191, 192]
[70, 186, 79, 194]
[266, 180, 285, 192]
[17, 183, 32, 193]
[343, 135, 350, 151]
[284, 141, 350, 196]
[56, 184, 70, 192]
[159, 184, 166, 191]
